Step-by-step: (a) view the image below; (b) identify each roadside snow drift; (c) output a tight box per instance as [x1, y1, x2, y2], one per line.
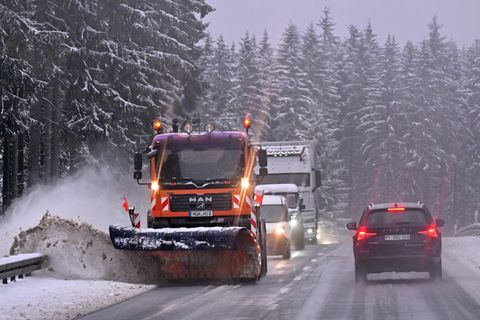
[1, 278, 154, 320]
[10, 213, 164, 284]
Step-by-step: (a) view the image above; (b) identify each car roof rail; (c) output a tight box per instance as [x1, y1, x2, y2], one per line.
[417, 201, 424, 207]
[368, 202, 374, 209]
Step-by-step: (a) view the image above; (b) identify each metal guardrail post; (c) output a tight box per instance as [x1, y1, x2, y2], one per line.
[0, 253, 46, 284]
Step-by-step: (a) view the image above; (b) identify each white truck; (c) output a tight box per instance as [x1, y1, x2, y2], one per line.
[254, 141, 321, 243]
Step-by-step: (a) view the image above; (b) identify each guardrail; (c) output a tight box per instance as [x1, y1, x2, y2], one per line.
[0, 253, 46, 284]
[454, 223, 480, 237]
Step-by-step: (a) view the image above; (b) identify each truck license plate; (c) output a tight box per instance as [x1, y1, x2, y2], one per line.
[385, 234, 410, 241]
[189, 210, 213, 217]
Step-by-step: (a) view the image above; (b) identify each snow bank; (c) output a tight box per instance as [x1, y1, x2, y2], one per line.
[0, 277, 154, 320]
[0, 168, 160, 320]
[0, 167, 148, 256]
[443, 237, 480, 304]
[9, 213, 164, 284]
[444, 236, 480, 270]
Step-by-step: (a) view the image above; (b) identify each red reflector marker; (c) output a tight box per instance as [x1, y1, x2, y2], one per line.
[387, 207, 405, 212]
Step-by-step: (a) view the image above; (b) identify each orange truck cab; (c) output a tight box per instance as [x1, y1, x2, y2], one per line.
[145, 131, 258, 230]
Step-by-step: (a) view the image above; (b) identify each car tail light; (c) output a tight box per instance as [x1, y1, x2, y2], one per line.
[356, 227, 377, 241]
[418, 224, 438, 238]
[387, 207, 405, 213]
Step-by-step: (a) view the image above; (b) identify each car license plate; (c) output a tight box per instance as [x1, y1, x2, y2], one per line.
[189, 210, 213, 217]
[385, 234, 410, 241]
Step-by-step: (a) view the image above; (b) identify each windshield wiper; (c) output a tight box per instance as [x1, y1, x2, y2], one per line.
[204, 177, 229, 182]
[161, 177, 193, 183]
[200, 178, 237, 185]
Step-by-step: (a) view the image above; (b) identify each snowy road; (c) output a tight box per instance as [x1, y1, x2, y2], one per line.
[79, 239, 480, 320]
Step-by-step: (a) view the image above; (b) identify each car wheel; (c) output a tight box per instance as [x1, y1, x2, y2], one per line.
[429, 261, 442, 281]
[282, 241, 291, 259]
[355, 264, 367, 283]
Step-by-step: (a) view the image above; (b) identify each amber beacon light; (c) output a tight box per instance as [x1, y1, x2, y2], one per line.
[153, 120, 162, 133]
[243, 116, 251, 131]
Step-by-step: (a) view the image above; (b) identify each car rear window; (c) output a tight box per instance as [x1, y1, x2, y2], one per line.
[366, 209, 429, 227]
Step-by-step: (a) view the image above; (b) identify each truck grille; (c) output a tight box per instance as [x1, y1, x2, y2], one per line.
[170, 193, 232, 212]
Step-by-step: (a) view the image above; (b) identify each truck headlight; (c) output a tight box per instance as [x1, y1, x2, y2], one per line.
[307, 228, 314, 234]
[151, 181, 159, 191]
[241, 178, 249, 189]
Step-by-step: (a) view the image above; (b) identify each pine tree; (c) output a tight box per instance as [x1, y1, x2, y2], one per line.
[314, 8, 349, 217]
[336, 25, 367, 215]
[300, 23, 321, 117]
[197, 33, 215, 115]
[0, 2, 36, 209]
[459, 39, 480, 225]
[0, 0, 213, 211]
[407, 17, 456, 217]
[198, 35, 236, 129]
[272, 22, 313, 141]
[228, 33, 268, 133]
[360, 35, 404, 201]
[255, 30, 276, 141]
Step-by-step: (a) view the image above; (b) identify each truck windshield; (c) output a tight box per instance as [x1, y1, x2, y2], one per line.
[259, 173, 310, 187]
[260, 205, 286, 222]
[264, 192, 298, 209]
[158, 146, 244, 182]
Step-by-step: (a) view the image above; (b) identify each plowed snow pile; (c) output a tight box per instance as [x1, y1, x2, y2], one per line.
[10, 213, 164, 283]
[0, 167, 148, 256]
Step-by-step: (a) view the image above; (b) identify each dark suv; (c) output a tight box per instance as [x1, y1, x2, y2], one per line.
[347, 202, 444, 282]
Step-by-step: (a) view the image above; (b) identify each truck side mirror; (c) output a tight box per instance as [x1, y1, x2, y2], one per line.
[133, 152, 143, 180]
[314, 170, 321, 188]
[258, 149, 268, 167]
[299, 198, 306, 210]
[259, 167, 268, 176]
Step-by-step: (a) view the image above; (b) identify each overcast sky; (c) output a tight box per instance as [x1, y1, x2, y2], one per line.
[205, 0, 480, 47]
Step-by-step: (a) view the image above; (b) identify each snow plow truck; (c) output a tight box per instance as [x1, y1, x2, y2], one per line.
[109, 117, 269, 281]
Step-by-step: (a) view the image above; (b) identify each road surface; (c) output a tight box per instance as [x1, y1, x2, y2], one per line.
[80, 241, 480, 320]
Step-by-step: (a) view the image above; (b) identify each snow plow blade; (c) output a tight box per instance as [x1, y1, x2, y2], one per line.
[109, 225, 261, 281]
